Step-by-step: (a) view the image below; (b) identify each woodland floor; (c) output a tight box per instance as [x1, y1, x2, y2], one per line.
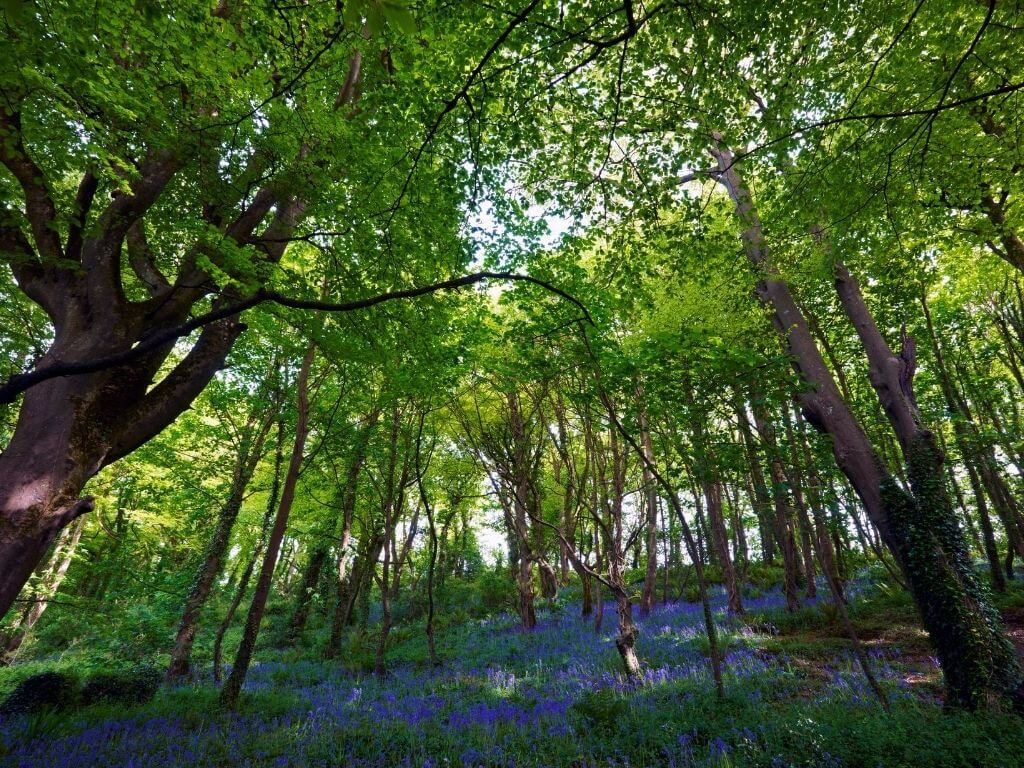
[2, 575, 1024, 767]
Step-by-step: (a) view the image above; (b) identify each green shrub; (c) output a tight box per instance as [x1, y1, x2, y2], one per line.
[571, 688, 628, 729]
[0, 671, 79, 715]
[477, 568, 516, 612]
[80, 664, 162, 707]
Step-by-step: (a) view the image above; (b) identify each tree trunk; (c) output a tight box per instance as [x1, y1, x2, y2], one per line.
[2, 517, 85, 664]
[736, 396, 776, 565]
[639, 404, 659, 615]
[418, 464, 441, 667]
[166, 406, 274, 681]
[213, 417, 286, 681]
[374, 406, 412, 677]
[751, 399, 801, 612]
[286, 545, 328, 641]
[798, 418, 844, 598]
[710, 136, 1024, 707]
[705, 479, 743, 614]
[584, 363, 724, 695]
[711, 137, 1024, 708]
[507, 392, 537, 630]
[220, 345, 314, 708]
[323, 454, 369, 658]
[607, 428, 641, 676]
[728, 479, 749, 574]
[921, 295, 1008, 590]
[967, 459, 1007, 592]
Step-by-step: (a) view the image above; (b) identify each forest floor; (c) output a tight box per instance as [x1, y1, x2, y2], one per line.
[2, 576, 1024, 767]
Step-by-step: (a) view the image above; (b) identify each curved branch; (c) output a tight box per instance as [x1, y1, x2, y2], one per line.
[0, 271, 592, 404]
[0, 109, 63, 262]
[730, 79, 1024, 170]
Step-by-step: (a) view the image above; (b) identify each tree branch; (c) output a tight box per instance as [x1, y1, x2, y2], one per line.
[126, 220, 171, 296]
[0, 271, 592, 404]
[66, 171, 98, 262]
[108, 315, 246, 462]
[0, 108, 63, 261]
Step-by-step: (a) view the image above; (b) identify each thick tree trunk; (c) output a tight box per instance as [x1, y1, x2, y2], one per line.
[220, 345, 314, 708]
[0, 369, 102, 621]
[0, 74, 326, 623]
[0, 299, 245, 623]
[833, 258, 1024, 705]
[710, 137, 1023, 707]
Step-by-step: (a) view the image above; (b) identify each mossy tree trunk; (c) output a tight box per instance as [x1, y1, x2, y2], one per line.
[711, 137, 1024, 708]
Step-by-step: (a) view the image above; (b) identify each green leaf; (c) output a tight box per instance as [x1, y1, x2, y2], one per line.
[2, 0, 21, 23]
[365, 3, 385, 37]
[381, 1, 417, 36]
[342, 0, 364, 31]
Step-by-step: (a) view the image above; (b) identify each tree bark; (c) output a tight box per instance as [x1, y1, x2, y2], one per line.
[507, 392, 537, 630]
[213, 435, 282, 683]
[783, 405, 817, 599]
[0, 49, 366, 622]
[323, 421, 374, 659]
[736, 396, 776, 565]
[374, 405, 408, 676]
[921, 294, 1008, 590]
[751, 398, 801, 612]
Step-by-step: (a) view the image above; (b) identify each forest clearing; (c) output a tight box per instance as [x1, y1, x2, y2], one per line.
[2, 1, 1024, 766]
